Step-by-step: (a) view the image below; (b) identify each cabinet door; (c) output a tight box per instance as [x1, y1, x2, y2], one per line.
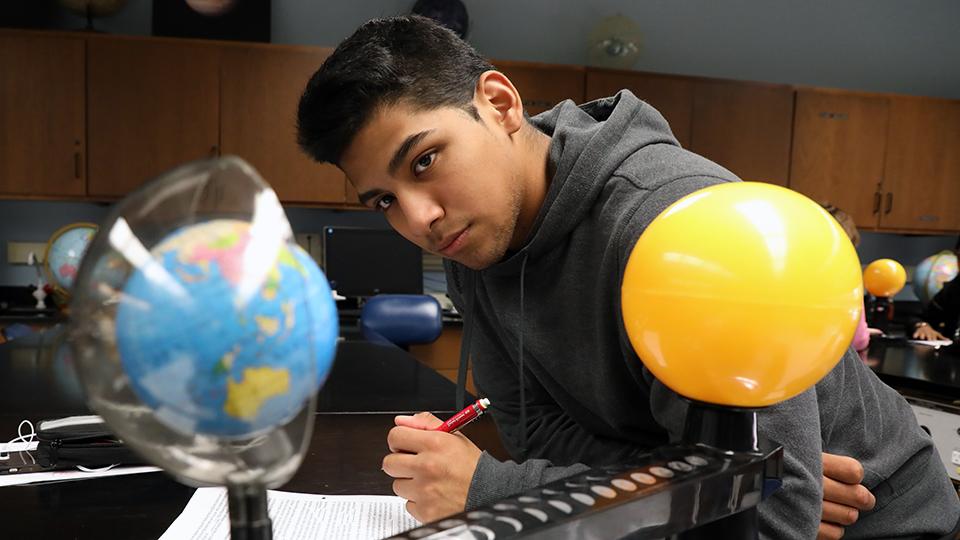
[691, 80, 794, 185]
[882, 97, 960, 232]
[220, 45, 347, 204]
[789, 90, 888, 229]
[0, 33, 85, 196]
[87, 38, 220, 197]
[585, 69, 694, 148]
[494, 61, 585, 115]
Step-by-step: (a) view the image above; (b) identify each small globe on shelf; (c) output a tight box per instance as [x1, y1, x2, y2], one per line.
[913, 250, 958, 306]
[43, 222, 98, 306]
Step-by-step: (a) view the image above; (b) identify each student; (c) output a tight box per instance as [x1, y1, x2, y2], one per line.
[821, 203, 881, 359]
[297, 16, 959, 539]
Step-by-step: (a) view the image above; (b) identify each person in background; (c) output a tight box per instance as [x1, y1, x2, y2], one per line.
[821, 203, 880, 359]
[913, 237, 960, 342]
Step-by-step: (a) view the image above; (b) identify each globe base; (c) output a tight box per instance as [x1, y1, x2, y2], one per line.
[228, 484, 273, 540]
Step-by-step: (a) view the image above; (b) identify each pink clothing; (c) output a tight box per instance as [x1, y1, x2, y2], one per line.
[852, 300, 870, 353]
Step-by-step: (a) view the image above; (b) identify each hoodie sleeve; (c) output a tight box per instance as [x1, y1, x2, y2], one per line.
[464, 332, 645, 509]
[647, 378, 823, 540]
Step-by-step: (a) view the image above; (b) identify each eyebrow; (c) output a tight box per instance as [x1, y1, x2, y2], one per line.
[388, 129, 434, 176]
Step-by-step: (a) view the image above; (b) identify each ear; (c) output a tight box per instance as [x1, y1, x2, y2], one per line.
[475, 70, 524, 136]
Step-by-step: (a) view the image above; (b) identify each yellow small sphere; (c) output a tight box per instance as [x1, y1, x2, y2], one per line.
[621, 182, 863, 408]
[863, 259, 907, 298]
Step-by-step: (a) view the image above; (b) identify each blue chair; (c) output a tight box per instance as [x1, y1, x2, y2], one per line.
[360, 294, 442, 349]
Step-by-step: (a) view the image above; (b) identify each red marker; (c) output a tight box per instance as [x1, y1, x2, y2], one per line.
[436, 398, 491, 433]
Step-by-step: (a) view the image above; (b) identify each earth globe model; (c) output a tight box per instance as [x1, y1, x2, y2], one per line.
[913, 250, 958, 305]
[69, 157, 338, 538]
[43, 222, 98, 303]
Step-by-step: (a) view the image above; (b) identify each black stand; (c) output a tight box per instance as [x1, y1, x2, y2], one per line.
[227, 484, 273, 540]
[679, 401, 762, 540]
[866, 295, 894, 334]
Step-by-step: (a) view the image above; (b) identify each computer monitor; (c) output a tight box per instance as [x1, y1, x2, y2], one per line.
[322, 226, 423, 298]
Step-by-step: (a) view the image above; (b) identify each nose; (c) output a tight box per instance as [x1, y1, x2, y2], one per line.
[400, 188, 443, 237]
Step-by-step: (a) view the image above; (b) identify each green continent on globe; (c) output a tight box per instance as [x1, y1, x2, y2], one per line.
[115, 219, 338, 438]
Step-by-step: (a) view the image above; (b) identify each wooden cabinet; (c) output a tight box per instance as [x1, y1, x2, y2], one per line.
[789, 90, 889, 228]
[86, 37, 220, 197]
[409, 326, 474, 395]
[220, 44, 348, 205]
[494, 61, 585, 115]
[585, 69, 694, 148]
[882, 97, 960, 232]
[0, 32, 85, 197]
[691, 80, 794, 186]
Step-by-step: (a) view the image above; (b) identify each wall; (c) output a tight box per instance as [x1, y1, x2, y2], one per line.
[45, 0, 960, 99]
[0, 200, 388, 287]
[6, 0, 958, 296]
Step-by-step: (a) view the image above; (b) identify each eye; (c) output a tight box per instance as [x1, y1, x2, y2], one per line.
[375, 194, 395, 212]
[413, 151, 436, 175]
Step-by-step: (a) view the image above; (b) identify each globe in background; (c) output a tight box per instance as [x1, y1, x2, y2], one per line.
[913, 250, 958, 305]
[44, 223, 97, 300]
[114, 219, 338, 439]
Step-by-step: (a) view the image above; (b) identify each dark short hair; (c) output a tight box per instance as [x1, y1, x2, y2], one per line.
[297, 15, 494, 166]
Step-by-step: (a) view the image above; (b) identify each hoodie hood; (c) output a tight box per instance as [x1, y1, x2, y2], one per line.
[484, 90, 679, 277]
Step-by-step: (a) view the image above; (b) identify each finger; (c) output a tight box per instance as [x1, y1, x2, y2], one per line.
[405, 499, 425, 523]
[822, 500, 860, 526]
[396, 412, 443, 430]
[823, 476, 876, 510]
[822, 453, 864, 484]
[393, 478, 417, 501]
[387, 425, 443, 454]
[382, 452, 418, 479]
[817, 521, 845, 540]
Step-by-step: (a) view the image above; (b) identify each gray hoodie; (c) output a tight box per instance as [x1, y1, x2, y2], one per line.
[445, 90, 959, 539]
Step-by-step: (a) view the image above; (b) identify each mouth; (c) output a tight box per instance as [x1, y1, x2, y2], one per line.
[437, 227, 469, 257]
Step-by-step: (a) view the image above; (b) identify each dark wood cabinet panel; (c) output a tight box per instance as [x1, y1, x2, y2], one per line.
[86, 37, 220, 197]
[494, 61, 586, 116]
[585, 69, 694, 148]
[789, 90, 889, 229]
[691, 80, 794, 186]
[0, 33, 85, 197]
[882, 97, 960, 232]
[220, 44, 347, 205]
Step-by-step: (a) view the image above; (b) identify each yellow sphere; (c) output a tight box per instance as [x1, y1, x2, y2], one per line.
[863, 259, 906, 298]
[621, 182, 863, 408]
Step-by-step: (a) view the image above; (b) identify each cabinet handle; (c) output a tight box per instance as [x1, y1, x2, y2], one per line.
[884, 192, 893, 214]
[74, 152, 81, 179]
[873, 192, 881, 214]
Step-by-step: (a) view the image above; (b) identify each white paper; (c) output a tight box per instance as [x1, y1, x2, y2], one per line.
[160, 487, 420, 540]
[0, 465, 162, 487]
[0, 441, 38, 454]
[907, 338, 954, 347]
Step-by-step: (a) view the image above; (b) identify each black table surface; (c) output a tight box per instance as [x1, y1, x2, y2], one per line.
[0, 328, 505, 540]
[866, 337, 960, 402]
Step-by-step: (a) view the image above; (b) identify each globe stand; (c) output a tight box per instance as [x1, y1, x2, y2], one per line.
[678, 400, 764, 540]
[866, 295, 894, 334]
[228, 484, 273, 540]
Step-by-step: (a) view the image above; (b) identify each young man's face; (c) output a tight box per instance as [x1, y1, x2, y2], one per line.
[339, 100, 527, 270]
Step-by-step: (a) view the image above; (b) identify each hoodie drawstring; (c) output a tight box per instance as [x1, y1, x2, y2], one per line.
[518, 252, 529, 457]
[455, 269, 477, 410]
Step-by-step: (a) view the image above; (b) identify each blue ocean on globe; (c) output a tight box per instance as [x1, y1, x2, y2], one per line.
[115, 220, 338, 438]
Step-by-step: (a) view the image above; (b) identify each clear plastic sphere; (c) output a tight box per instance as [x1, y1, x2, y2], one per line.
[69, 157, 338, 488]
